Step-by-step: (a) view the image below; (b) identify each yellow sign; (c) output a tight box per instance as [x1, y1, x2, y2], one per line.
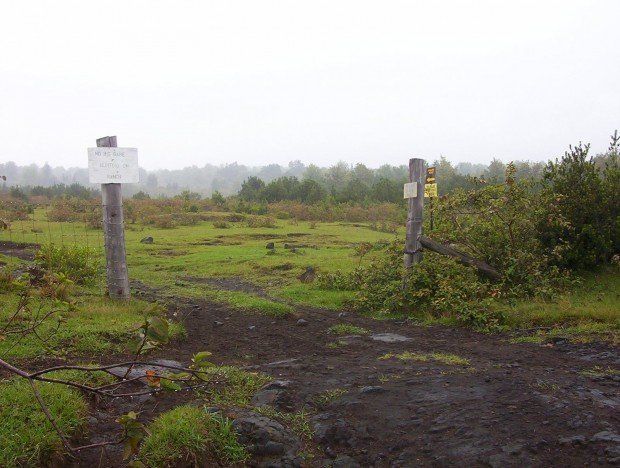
[424, 166, 437, 197]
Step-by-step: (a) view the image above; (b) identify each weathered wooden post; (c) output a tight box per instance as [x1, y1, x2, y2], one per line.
[404, 158, 425, 269]
[88, 137, 139, 300]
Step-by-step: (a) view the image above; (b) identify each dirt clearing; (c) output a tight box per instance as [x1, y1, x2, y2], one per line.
[71, 285, 620, 467]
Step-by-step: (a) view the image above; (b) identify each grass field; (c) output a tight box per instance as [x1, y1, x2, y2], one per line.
[1, 208, 618, 334]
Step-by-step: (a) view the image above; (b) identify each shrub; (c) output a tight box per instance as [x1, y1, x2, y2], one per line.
[213, 221, 230, 229]
[34, 244, 100, 285]
[245, 215, 277, 228]
[538, 134, 619, 269]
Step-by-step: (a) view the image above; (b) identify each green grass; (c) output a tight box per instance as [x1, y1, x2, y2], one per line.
[0, 210, 396, 314]
[46, 365, 117, 388]
[579, 365, 620, 378]
[313, 388, 348, 408]
[254, 407, 314, 439]
[207, 289, 293, 317]
[502, 267, 620, 329]
[140, 405, 248, 467]
[328, 323, 370, 335]
[0, 290, 184, 359]
[199, 366, 271, 407]
[0, 378, 88, 467]
[380, 351, 471, 366]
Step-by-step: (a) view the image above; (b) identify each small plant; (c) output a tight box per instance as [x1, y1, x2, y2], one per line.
[531, 380, 560, 392]
[213, 220, 230, 229]
[380, 351, 471, 366]
[40, 272, 75, 301]
[326, 339, 348, 349]
[579, 366, 620, 378]
[328, 323, 370, 335]
[314, 388, 348, 408]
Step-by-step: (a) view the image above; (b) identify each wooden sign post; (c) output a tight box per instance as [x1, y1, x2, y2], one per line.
[404, 158, 425, 269]
[89, 136, 137, 300]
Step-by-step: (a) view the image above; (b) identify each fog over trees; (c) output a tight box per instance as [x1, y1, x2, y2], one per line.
[0, 157, 544, 197]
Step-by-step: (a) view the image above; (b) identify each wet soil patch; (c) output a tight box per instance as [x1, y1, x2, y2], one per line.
[0, 240, 40, 261]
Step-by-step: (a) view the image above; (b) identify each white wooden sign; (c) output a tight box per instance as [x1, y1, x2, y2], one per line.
[88, 147, 139, 184]
[403, 182, 418, 199]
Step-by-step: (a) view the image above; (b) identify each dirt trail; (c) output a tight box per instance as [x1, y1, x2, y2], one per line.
[89, 284, 619, 467]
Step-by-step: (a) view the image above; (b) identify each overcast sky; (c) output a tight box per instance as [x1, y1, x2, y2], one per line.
[1, 1, 619, 170]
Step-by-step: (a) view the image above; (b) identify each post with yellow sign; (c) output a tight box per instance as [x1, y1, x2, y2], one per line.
[424, 166, 438, 230]
[403, 158, 425, 269]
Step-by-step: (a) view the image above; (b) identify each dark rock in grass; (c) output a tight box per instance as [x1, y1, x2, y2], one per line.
[370, 333, 411, 343]
[359, 386, 386, 394]
[312, 415, 353, 446]
[266, 242, 275, 249]
[332, 455, 361, 468]
[140, 236, 154, 244]
[108, 359, 184, 383]
[232, 410, 300, 457]
[591, 431, 620, 443]
[298, 266, 316, 283]
[262, 380, 292, 390]
[296, 318, 308, 326]
[551, 336, 569, 345]
[251, 389, 286, 408]
[559, 435, 587, 446]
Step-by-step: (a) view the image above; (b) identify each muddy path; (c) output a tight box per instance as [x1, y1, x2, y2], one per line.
[73, 283, 619, 467]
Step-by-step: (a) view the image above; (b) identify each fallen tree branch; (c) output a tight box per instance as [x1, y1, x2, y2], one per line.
[419, 236, 502, 281]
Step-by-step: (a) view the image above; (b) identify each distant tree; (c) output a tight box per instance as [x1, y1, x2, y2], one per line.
[258, 164, 283, 182]
[485, 158, 506, 184]
[211, 190, 226, 206]
[297, 179, 326, 204]
[337, 178, 369, 203]
[132, 191, 151, 200]
[352, 163, 374, 186]
[371, 178, 401, 203]
[302, 164, 326, 185]
[238, 176, 265, 201]
[286, 160, 306, 178]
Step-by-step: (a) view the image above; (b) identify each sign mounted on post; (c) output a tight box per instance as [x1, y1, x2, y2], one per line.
[424, 166, 437, 198]
[403, 182, 418, 199]
[88, 147, 139, 184]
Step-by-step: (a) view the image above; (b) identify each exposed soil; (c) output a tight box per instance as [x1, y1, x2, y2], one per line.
[67, 282, 620, 467]
[0, 240, 40, 260]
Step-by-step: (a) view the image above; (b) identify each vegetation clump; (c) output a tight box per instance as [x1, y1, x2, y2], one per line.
[139, 405, 248, 467]
[0, 379, 88, 467]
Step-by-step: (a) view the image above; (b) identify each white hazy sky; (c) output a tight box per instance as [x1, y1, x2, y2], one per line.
[1, 1, 619, 170]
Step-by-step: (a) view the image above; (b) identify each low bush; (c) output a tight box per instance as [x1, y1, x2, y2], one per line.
[34, 244, 100, 285]
[245, 215, 277, 228]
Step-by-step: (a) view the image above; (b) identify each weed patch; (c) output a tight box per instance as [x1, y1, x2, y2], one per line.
[380, 351, 471, 366]
[314, 388, 348, 408]
[328, 323, 369, 335]
[200, 366, 271, 407]
[140, 405, 248, 466]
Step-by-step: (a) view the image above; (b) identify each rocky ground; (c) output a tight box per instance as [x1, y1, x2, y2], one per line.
[72, 283, 620, 467]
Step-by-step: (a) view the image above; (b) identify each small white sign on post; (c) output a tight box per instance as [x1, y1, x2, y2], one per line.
[403, 182, 418, 199]
[88, 147, 139, 184]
